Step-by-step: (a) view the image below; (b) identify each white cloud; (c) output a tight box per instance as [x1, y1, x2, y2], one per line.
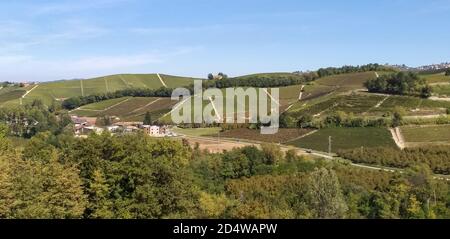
[30, 0, 131, 16]
[0, 47, 197, 82]
[131, 24, 259, 35]
[0, 20, 109, 54]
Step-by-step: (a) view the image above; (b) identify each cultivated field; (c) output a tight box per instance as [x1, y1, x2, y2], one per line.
[2, 74, 198, 106]
[432, 85, 450, 97]
[314, 72, 376, 89]
[71, 97, 177, 122]
[400, 125, 450, 145]
[422, 73, 450, 84]
[173, 127, 222, 137]
[287, 127, 396, 152]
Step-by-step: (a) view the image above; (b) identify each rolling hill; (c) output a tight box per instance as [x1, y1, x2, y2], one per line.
[0, 74, 200, 107]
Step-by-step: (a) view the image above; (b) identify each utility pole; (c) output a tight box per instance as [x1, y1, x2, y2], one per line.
[328, 136, 332, 155]
[218, 131, 220, 146]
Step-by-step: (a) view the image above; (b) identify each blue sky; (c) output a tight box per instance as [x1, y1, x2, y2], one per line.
[1, 0, 450, 82]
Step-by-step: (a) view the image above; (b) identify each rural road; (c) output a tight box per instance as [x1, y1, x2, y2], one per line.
[157, 73, 168, 88]
[181, 134, 450, 181]
[20, 85, 39, 105]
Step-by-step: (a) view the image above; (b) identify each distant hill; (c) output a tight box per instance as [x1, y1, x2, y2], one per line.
[0, 74, 201, 106]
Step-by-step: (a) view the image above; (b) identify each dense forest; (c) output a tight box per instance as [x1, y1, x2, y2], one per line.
[364, 72, 432, 98]
[0, 130, 449, 219]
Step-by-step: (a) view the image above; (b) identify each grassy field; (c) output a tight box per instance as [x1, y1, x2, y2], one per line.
[373, 95, 450, 114]
[218, 128, 313, 143]
[422, 73, 450, 84]
[432, 85, 450, 97]
[401, 125, 450, 143]
[314, 72, 377, 88]
[289, 93, 386, 117]
[172, 127, 222, 137]
[0, 89, 26, 105]
[287, 127, 396, 152]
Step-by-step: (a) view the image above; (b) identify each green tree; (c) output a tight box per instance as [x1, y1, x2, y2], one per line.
[143, 112, 152, 125]
[445, 69, 450, 76]
[392, 107, 405, 127]
[261, 144, 283, 165]
[1, 153, 86, 219]
[297, 114, 313, 129]
[22, 132, 57, 162]
[87, 169, 113, 218]
[307, 168, 348, 218]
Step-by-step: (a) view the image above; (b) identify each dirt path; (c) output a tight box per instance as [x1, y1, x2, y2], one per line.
[20, 85, 39, 105]
[183, 135, 308, 155]
[104, 77, 110, 92]
[157, 73, 168, 88]
[72, 97, 132, 113]
[284, 130, 318, 143]
[430, 82, 450, 86]
[375, 95, 390, 108]
[390, 127, 406, 149]
[429, 96, 450, 102]
[313, 103, 339, 117]
[119, 75, 132, 88]
[298, 85, 305, 100]
[262, 89, 280, 106]
[22, 85, 39, 98]
[404, 114, 446, 120]
[80, 79, 85, 97]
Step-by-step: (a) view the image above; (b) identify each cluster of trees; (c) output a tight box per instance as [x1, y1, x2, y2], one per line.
[0, 100, 72, 138]
[446, 69, 450, 76]
[203, 73, 318, 89]
[317, 64, 395, 78]
[207, 72, 228, 80]
[62, 87, 175, 110]
[364, 72, 432, 98]
[1, 130, 449, 219]
[338, 146, 450, 175]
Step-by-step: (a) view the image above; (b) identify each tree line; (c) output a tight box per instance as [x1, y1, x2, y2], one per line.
[338, 146, 450, 175]
[317, 64, 395, 78]
[0, 100, 71, 138]
[364, 72, 432, 98]
[203, 72, 319, 89]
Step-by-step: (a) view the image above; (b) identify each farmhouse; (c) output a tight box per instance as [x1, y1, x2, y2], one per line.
[142, 125, 172, 137]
